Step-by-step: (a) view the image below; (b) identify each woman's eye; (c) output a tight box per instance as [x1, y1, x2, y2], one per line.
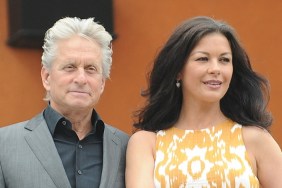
[196, 57, 208, 61]
[219, 57, 231, 63]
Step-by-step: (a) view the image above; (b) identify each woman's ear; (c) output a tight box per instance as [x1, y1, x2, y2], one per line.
[176, 72, 183, 80]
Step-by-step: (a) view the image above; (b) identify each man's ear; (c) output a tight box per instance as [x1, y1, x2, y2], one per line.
[41, 67, 50, 91]
[100, 78, 106, 94]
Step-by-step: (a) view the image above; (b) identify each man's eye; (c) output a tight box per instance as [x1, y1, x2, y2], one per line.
[64, 65, 75, 71]
[86, 66, 98, 73]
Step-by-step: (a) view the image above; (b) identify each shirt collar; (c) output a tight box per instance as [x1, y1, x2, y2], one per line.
[43, 105, 105, 137]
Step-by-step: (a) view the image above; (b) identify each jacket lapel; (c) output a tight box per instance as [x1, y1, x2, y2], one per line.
[24, 114, 71, 188]
[99, 126, 121, 188]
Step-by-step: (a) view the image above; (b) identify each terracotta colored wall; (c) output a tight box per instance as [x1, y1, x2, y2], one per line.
[1, 0, 282, 146]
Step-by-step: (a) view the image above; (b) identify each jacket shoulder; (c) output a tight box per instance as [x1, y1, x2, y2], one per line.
[0, 113, 44, 138]
[0, 120, 29, 135]
[104, 124, 129, 144]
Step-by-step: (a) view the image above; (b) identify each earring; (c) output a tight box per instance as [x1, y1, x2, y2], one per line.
[176, 80, 181, 88]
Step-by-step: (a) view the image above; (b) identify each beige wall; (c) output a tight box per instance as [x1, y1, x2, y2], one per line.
[1, 0, 282, 146]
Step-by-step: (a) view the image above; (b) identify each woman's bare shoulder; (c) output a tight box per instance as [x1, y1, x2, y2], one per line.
[242, 125, 281, 163]
[242, 125, 272, 145]
[127, 130, 156, 165]
[130, 130, 157, 139]
[128, 130, 157, 149]
[126, 130, 157, 187]
[243, 125, 282, 187]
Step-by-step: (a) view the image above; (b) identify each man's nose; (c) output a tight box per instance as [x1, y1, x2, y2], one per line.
[74, 68, 87, 84]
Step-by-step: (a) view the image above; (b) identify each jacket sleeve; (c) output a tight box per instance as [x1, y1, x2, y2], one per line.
[0, 161, 6, 188]
[0, 133, 6, 188]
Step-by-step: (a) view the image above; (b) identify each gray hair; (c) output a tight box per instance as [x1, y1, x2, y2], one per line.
[41, 17, 113, 78]
[41, 17, 112, 101]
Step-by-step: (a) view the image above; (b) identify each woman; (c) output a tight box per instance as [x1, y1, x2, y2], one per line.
[126, 16, 282, 187]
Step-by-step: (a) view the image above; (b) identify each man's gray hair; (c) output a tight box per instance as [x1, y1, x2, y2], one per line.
[41, 17, 113, 78]
[41, 17, 112, 101]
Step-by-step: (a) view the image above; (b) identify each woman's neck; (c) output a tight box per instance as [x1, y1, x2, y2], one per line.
[175, 102, 226, 130]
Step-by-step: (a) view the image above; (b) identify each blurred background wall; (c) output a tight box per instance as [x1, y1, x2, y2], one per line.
[1, 0, 282, 146]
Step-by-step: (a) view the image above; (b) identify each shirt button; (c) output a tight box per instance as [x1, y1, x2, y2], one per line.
[77, 170, 82, 175]
[62, 121, 66, 125]
[78, 144, 83, 149]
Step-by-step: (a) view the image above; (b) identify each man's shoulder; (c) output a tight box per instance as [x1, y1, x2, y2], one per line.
[0, 113, 44, 133]
[0, 120, 30, 144]
[0, 120, 28, 131]
[104, 124, 129, 142]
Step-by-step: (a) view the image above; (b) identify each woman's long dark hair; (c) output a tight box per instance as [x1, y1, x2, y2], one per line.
[134, 16, 272, 132]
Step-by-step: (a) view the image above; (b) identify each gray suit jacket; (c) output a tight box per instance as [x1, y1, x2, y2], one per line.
[0, 113, 129, 188]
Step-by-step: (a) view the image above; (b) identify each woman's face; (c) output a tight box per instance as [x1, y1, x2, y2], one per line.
[179, 32, 233, 104]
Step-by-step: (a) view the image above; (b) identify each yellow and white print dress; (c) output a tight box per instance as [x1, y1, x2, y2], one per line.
[154, 120, 259, 188]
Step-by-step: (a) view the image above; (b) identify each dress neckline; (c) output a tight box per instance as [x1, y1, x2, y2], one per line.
[171, 119, 234, 133]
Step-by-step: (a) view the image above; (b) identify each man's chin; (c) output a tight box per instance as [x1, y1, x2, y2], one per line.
[66, 101, 93, 110]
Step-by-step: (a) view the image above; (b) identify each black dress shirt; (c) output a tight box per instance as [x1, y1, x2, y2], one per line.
[43, 105, 104, 188]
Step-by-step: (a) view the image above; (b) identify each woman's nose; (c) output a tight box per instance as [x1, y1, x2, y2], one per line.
[208, 60, 220, 75]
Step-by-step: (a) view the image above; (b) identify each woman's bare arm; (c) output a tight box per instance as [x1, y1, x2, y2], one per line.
[126, 130, 156, 188]
[243, 126, 282, 188]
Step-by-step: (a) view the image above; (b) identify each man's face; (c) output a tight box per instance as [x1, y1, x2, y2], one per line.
[41, 35, 105, 115]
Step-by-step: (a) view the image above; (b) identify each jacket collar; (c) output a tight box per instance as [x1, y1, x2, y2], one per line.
[24, 113, 71, 188]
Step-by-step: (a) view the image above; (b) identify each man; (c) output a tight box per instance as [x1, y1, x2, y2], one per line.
[0, 17, 129, 188]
